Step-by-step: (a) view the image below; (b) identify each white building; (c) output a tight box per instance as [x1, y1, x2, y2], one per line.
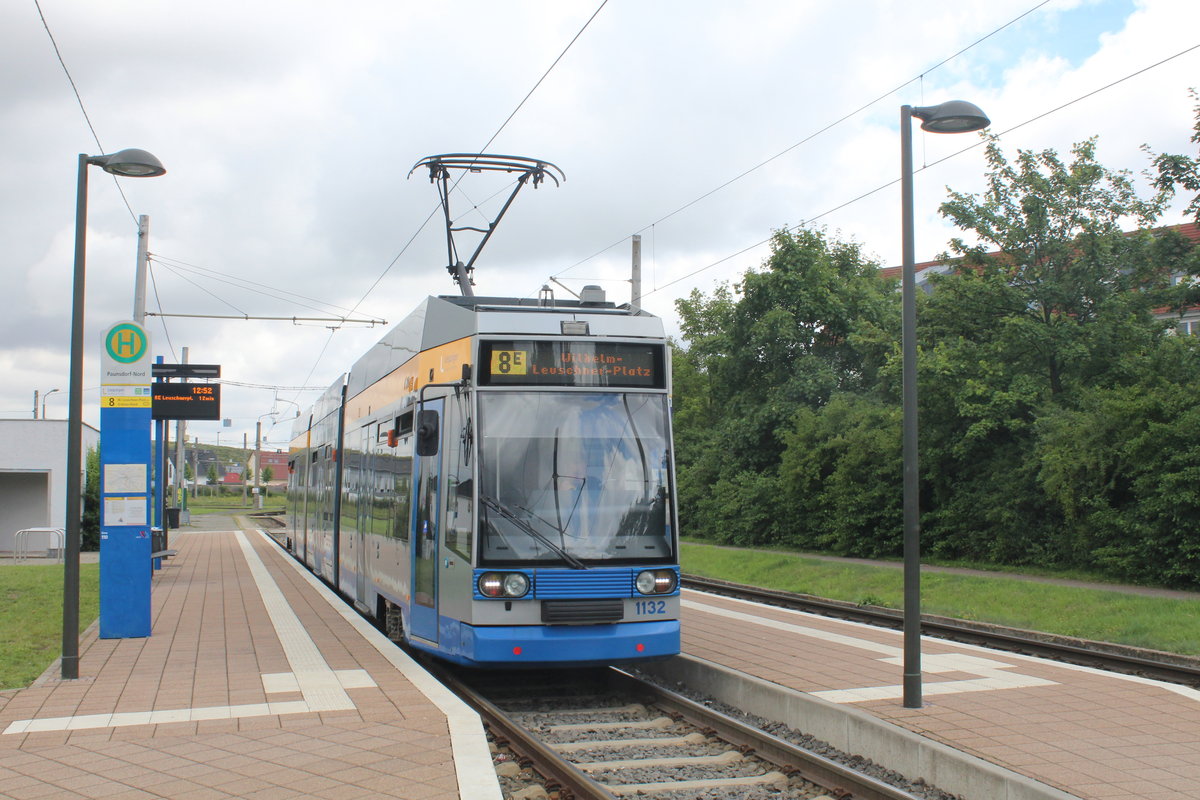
[0, 419, 99, 553]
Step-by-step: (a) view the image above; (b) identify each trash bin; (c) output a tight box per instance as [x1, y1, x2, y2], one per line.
[165, 507, 181, 529]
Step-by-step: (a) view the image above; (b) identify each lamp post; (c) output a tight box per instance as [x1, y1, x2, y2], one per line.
[41, 388, 61, 420]
[899, 101, 988, 709]
[255, 412, 278, 510]
[63, 148, 165, 681]
[272, 397, 302, 417]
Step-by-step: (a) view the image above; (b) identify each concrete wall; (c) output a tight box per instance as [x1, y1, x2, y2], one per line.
[640, 655, 1082, 800]
[0, 419, 99, 551]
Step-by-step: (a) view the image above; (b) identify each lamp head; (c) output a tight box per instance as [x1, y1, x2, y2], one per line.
[94, 148, 166, 178]
[910, 100, 990, 134]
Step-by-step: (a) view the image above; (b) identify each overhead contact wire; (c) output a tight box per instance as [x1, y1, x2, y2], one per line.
[553, 0, 1054, 281]
[34, 0, 139, 226]
[642, 41, 1200, 299]
[286, 0, 611, 410]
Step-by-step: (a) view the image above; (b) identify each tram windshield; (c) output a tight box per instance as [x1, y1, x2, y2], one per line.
[478, 392, 675, 566]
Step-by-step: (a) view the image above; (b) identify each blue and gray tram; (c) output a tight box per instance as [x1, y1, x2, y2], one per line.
[286, 290, 681, 667]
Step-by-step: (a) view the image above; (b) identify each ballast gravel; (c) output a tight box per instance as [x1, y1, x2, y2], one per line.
[630, 668, 964, 800]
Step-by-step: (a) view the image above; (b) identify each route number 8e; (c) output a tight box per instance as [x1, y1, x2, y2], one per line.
[491, 350, 528, 376]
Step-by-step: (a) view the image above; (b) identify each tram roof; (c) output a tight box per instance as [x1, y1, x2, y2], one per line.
[340, 294, 663, 407]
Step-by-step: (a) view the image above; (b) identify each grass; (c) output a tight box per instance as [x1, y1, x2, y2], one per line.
[184, 490, 285, 515]
[0, 563, 99, 690]
[681, 542, 1200, 656]
[4, 540, 1194, 692]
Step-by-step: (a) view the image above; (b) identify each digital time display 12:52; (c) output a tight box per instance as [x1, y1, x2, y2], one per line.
[151, 383, 222, 420]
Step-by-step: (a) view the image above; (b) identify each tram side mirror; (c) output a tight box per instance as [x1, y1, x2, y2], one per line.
[416, 410, 440, 457]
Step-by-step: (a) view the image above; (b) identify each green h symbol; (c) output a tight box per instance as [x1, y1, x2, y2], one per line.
[115, 329, 138, 359]
[107, 324, 147, 363]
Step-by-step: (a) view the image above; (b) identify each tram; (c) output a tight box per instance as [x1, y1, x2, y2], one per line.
[286, 288, 681, 667]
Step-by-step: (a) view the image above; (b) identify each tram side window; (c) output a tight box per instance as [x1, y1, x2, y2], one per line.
[365, 425, 385, 537]
[392, 471, 412, 542]
[384, 413, 415, 543]
[444, 395, 473, 561]
[380, 434, 412, 543]
[396, 411, 413, 436]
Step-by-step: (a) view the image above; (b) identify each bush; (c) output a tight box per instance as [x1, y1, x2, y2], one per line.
[778, 395, 902, 556]
[82, 447, 100, 551]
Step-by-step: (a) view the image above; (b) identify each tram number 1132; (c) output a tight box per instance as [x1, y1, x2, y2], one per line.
[635, 600, 668, 615]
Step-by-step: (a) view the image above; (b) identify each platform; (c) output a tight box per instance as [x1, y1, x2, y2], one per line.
[676, 589, 1200, 800]
[0, 521, 501, 800]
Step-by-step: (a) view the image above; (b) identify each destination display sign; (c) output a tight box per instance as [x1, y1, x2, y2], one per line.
[151, 383, 221, 420]
[152, 363, 221, 379]
[479, 341, 664, 388]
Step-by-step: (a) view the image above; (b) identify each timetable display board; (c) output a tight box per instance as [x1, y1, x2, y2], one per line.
[480, 340, 665, 388]
[151, 383, 221, 420]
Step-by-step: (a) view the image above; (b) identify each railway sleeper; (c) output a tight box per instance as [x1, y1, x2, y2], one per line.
[603, 771, 789, 797]
[547, 716, 673, 733]
[551, 732, 708, 752]
[514, 702, 648, 720]
[575, 749, 744, 772]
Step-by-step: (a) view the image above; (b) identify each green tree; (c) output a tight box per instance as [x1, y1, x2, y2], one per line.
[82, 447, 100, 551]
[937, 136, 1171, 397]
[778, 395, 902, 556]
[206, 463, 219, 485]
[917, 133, 1193, 569]
[670, 124, 1200, 586]
[1037, 336, 1200, 586]
[672, 227, 897, 543]
[1145, 89, 1200, 224]
[261, 466, 274, 484]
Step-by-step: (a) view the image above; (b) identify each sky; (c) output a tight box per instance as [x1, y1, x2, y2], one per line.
[2, 0, 1198, 455]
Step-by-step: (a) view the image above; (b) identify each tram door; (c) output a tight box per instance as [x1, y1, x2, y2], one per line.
[355, 426, 372, 608]
[410, 399, 443, 643]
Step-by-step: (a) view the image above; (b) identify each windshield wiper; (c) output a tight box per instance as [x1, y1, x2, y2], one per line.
[551, 428, 586, 536]
[480, 493, 587, 570]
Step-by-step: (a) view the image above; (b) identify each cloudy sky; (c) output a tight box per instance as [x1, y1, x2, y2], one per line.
[2, 0, 1197, 453]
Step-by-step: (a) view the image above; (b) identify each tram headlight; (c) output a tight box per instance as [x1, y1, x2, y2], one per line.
[636, 569, 677, 595]
[478, 572, 530, 598]
[478, 573, 504, 597]
[502, 572, 529, 598]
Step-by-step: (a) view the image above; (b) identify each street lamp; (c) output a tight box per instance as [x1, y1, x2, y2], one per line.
[254, 412, 278, 510]
[272, 397, 302, 418]
[899, 101, 988, 709]
[41, 388, 60, 419]
[63, 148, 166, 681]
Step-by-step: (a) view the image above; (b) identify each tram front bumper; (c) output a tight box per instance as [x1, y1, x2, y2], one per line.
[459, 619, 680, 667]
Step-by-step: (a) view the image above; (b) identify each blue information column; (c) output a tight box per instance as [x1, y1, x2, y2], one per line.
[99, 321, 154, 638]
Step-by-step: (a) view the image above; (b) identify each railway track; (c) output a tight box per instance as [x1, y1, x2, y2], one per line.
[682, 573, 1200, 688]
[426, 663, 935, 800]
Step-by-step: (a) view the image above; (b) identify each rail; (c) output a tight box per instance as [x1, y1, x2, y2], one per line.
[427, 660, 929, 800]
